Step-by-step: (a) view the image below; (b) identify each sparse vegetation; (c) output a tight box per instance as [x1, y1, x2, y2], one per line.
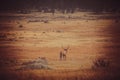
[18, 57, 51, 70]
[0, 69, 120, 80]
[19, 24, 23, 28]
[43, 20, 49, 23]
[0, 7, 120, 80]
[92, 58, 110, 69]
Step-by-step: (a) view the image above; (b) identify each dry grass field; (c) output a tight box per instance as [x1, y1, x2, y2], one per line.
[0, 12, 120, 80]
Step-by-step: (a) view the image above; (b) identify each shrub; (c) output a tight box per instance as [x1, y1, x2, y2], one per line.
[92, 58, 110, 69]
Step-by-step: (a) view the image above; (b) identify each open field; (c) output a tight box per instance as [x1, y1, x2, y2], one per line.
[0, 12, 120, 80]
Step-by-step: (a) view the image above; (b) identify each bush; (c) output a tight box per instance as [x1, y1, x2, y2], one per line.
[92, 58, 110, 69]
[17, 58, 51, 70]
[19, 24, 23, 28]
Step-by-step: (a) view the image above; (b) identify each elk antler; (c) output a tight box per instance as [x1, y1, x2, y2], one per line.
[66, 45, 70, 50]
[61, 45, 70, 50]
[61, 45, 65, 49]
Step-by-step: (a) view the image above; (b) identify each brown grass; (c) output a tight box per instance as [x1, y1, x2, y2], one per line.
[0, 69, 119, 80]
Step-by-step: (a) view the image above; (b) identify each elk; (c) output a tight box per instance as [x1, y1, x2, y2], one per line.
[59, 46, 70, 60]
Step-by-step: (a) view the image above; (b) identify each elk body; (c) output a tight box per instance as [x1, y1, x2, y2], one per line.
[59, 46, 69, 60]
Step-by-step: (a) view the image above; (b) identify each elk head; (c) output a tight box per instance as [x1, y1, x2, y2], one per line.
[62, 45, 70, 52]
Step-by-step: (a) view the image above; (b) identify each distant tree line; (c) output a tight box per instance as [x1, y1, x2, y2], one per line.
[0, 0, 120, 13]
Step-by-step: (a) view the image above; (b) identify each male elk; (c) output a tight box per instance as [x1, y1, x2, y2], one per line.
[59, 46, 70, 60]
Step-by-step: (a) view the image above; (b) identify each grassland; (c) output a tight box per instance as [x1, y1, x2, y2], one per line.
[0, 12, 120, 80]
